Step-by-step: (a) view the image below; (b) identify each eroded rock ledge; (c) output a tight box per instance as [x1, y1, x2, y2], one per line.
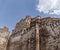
[0, 16, 60, 50]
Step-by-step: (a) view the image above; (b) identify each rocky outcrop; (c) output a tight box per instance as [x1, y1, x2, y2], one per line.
[7, 16, 60, 50]
[39, 18, 60, 50]
[12, 16, 31, 34]
[0, 27, 10, 50]
[1, 16, 60, 50]
[7, 16, 41, 50]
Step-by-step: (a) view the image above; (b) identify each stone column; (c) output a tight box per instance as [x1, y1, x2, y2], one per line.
[36, 23, 40, 50]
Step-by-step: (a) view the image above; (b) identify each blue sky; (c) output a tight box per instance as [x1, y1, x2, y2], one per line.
[0, 0, 60, 32]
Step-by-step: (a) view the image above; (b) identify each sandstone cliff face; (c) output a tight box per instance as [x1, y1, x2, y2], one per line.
[8, 27, 36, 50]
[0, 27, 10, 50]
[12, 16, 31, 33]
[8, 16, 60, 50]
[39, 18, 60, 50]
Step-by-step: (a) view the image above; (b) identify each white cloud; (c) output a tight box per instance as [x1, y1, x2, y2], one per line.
[36, 0, 60, 15]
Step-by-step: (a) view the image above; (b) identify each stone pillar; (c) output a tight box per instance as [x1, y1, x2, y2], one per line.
[36, 23, 40, 50]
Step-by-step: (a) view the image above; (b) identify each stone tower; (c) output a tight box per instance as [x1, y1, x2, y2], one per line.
[8, 16, 60, 50]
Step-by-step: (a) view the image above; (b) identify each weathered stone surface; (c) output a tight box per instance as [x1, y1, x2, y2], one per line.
[0, 27, 10, 50]
[8, 16, 60, 50]
[12, 16, 31, 33]
[8, 27, 36, 50]
[39, 18, 60, 50]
